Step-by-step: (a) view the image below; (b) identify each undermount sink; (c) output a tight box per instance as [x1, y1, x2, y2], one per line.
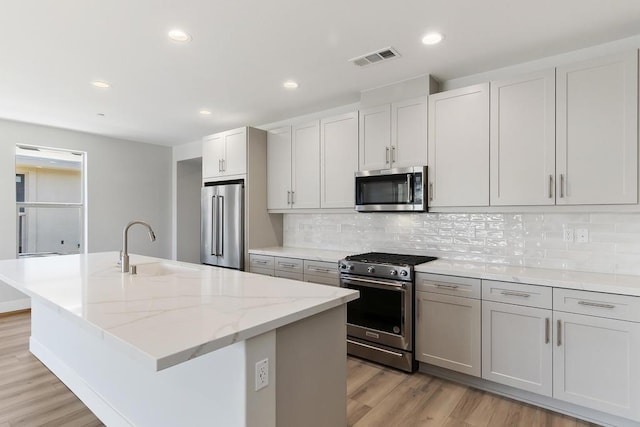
[130, 262, 201, 277]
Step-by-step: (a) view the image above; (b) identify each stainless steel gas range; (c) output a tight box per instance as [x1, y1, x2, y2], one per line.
[339, 252, 437, 372]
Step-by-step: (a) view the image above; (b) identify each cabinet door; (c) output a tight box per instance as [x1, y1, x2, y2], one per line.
[202, 134, 225, 179]
[490, 70, 555, 206]
[291, 121, 320, 209]
[221, 128, 247, 176]
[482, 301, 552, 396]
[415, 291, 481, 377]
[359, 104, 391, 170]
[428, 83, 490, 207]
[391, 97, 427, 168]
[267, 126, 292, 210]
[556, 51, 638, 205]
[320, 112, 358, 208]
[553, 312, 640, 421]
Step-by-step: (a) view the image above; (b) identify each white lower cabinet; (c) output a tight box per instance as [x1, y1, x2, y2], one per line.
[415, 274, 481, 377]
[553, 289, 640, 421]
[482, 301, 552, 396]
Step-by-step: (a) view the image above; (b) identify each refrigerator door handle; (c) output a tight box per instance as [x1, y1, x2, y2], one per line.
[217, 195, 224, 256]
[211, 195, 218, 256]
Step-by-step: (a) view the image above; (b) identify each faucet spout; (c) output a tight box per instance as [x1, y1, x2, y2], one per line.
[121, 220, 156, 273]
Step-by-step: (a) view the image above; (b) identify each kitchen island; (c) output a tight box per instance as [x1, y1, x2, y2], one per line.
[0, 252, 358, 427]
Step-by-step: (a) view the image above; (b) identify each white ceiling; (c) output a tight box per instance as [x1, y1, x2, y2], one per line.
[2, 0, 640, 146]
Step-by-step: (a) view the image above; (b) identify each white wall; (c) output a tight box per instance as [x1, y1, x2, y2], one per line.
[1, 118, 172, 312]
[176, 157, 202, 263]
[171, 140, 202, 260]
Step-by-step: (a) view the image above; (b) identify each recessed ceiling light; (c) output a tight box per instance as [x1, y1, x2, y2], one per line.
[283, 80, 299, 89]
[91, 80, 110, 89]
[168, 29, 192, 43]
[199, 110, 212, 116]
[422, 32, 444, 45]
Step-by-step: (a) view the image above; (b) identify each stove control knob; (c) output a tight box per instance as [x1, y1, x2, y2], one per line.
[341, 263, 353, 271]
[400, 270, 408, 277]
[367, 266, 375, 274]
[389, 269, 397, 276]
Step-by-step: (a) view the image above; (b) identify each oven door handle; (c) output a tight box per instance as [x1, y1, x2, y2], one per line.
[341, 276, 407, 290]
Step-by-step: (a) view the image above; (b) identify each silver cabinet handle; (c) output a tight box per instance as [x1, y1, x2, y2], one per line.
[287, 191, 291, 205]
[557, 320, 562, 346]
[391, 146, 396, 163]
[549, 175, 553, 198]
[545, 318, 550, 344]
[578, 301, 615, 309]
[291, 191, 295, 205]
[308, 267, 332, 273]
[560, 174, 565, 198]
[253, 260, 268, 265]
[500, 291, 531, 298]
[385, 147, 390, 164]
[278, 263, 297, 268]
[428, 182, 434, 201]
[218, 159, 222, 172]
[435, 283, 459, 290]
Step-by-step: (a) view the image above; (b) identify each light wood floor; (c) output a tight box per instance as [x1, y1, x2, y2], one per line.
[1, 311, 600, 427]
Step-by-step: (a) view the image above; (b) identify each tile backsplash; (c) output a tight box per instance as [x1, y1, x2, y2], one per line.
[283, 212, 640, 275]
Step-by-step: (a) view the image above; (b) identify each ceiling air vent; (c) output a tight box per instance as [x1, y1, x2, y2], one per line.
[350, 47, 400, 67]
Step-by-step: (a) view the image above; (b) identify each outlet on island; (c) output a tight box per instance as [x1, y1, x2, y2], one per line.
[255, 358, 269, 391]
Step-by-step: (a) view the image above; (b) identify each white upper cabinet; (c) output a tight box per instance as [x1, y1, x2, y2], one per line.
[359, 104, 391, 170]
[359, 97, 427, 171]
[202, 127, 247, 180]
[556, 51, 638, 205]
[291, 121, 320, 209]
[267, 126, 292, 210]
[391, 97, 427, 168]
[428, 83, 490, 207]
[320, 111, 358, 208]
[490, 70, 556, 206]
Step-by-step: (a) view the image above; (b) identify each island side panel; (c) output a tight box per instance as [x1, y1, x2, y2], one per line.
[29, 299, 254, 427]
[275, 305, 347, 427]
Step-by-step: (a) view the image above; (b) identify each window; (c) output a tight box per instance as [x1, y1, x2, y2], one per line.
[15, 145, 86, 258]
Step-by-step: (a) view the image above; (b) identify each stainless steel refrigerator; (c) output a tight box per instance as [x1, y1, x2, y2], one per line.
[201, 180, 244, 270]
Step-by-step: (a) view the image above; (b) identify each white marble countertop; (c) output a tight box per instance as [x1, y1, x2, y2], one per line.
[249, 246, 350, 263]
[415, 259, 640, 296]
[0, 252, 358, 371]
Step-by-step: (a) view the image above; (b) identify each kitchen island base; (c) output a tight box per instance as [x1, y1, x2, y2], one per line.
[30, 299, 347, 427]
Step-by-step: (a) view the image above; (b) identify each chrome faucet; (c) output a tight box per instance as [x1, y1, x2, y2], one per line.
[121, 220, 156, 273]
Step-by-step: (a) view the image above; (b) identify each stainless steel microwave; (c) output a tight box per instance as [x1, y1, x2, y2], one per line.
[355, 166, 427, 212]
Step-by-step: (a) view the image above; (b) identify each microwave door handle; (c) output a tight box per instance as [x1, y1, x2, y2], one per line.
[407, 174, 413, 203]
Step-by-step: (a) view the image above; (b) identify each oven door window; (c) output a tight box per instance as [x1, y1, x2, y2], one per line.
[356, 174, 412, 205]
[346, 283, 403, 335]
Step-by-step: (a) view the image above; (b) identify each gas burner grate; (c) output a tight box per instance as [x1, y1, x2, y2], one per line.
[345, 252, 437, 266]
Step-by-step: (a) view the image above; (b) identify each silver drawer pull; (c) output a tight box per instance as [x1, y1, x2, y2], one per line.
[253, 260, 268, 265]
[578, 301, 615, 309]
[278, 263, 298, 268]
[545, 318, 550, 344]
[309, 267, 332, 273]
[501, 291, 531, 298]
[435, 284, 459, 290]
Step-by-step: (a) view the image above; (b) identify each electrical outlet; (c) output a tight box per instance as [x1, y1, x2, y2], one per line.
[255, 358, 269, 391]
[563, 229, 574, 242]
[576, 228, 589, 243]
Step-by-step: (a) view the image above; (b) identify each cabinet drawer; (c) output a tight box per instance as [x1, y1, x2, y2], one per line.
[303, 260, 338, 279]
[249, 254, 275, 269]
[304, 275, 339, 287]
[275, 270, 304, 281]
[554, 289, 640, 322]
[250, 267, 275, 277]
[416, 273, 481, 299]
[275, 257, 303, 273]
[482, 280, 552, 309]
